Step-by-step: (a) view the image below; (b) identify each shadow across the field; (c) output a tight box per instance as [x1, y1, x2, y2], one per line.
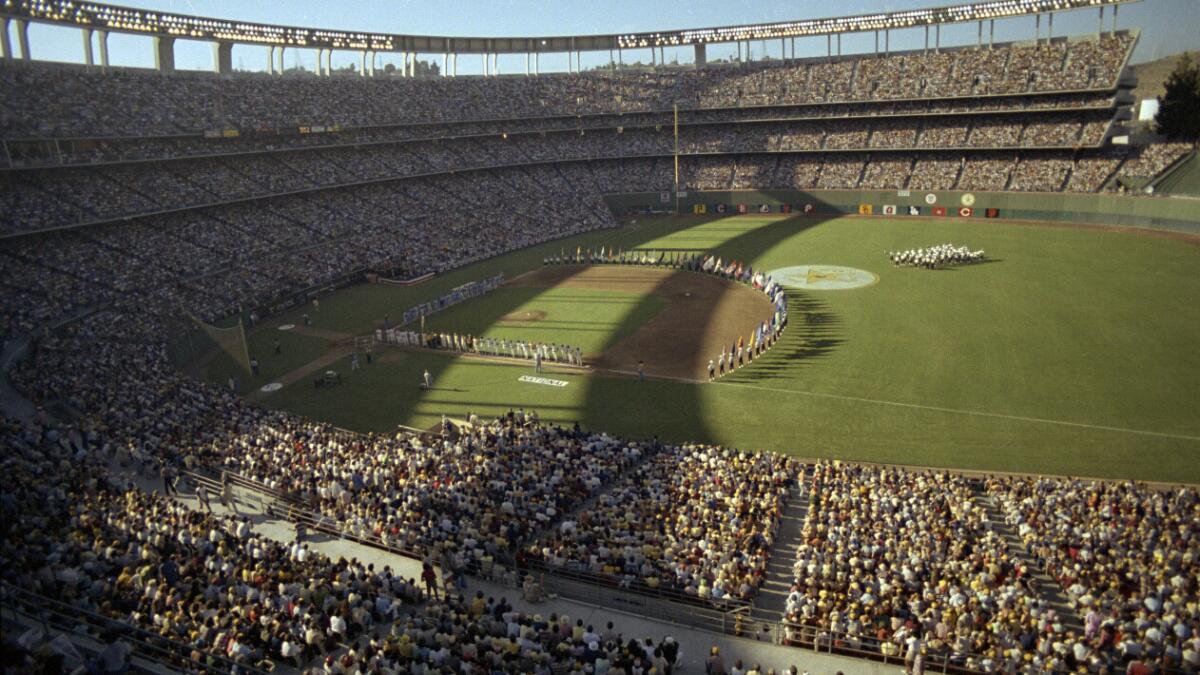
[580, 212, 841, 442]
[720, 293, 845, 382]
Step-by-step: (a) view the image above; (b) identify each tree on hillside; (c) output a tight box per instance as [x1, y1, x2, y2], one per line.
[1156, 53, 1200, 138]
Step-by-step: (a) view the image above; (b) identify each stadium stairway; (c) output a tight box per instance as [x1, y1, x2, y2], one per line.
[752, 479, 810, 620]
[973, 493, 1085, 633]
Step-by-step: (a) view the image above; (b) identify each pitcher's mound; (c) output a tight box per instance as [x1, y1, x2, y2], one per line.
[501, 310, 547, 323]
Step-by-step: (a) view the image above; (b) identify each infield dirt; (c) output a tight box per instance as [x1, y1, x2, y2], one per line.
[508, 265, 774, 380]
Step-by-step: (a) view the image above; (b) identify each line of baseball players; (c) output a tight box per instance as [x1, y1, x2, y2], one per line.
[377, 327, 583, 368]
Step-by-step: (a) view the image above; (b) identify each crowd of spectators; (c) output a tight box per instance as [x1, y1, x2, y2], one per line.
[529, 445, 800, 602]
[0, 91, 1115, 169]
[0, 34, 1128, 140]
[989, 476, 1200, 672]
[1105, 142, 1198, 192]
[3, 109, 1123, 234]
[0, 34, 1132, 138]
[785, 462, 1049, 672]
[0, 412, 723, 673]
[1, 163, 615, 342]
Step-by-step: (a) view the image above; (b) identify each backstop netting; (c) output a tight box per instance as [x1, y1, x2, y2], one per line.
[186, 312, 252, 374]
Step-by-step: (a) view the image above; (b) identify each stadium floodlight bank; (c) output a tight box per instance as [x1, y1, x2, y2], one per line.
[0, 0, 1138, 74]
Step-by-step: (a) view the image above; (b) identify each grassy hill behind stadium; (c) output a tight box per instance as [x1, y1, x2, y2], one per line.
[200, 215, 1200, 483]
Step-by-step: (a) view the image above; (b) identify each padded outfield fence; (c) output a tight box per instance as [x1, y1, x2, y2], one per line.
[606, 189, 1200, 234]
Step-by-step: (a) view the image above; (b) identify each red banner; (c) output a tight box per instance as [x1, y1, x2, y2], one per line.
[933, 206, 947, 216]
[985, 208, 1000, 218]
[736, 203, 748, 214]
[959, 207, 973, 217]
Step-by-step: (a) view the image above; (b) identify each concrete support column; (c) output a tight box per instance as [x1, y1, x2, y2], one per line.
[482, 52, 488, 76]
[214, 41, 233, 74]
[492, 52, 498, 76]
[935, 25, 941, 53]
[837, 33, 842, 57]
[780, 37, 785, 62]
[313, 48, 323, 76]
[358, 50, 366, 77]
[978, 21, 983, 49]
[369, 51, 377, 77]
[1048, 13, 1054, 41]
[444, 52, 449, 76]
[276, 46, 285, 74]
[990, 20, 995, 49]
[0, 18, 10, 60]
[1112, 4, 1118, 37]
[408, 52, 415, 77]
[827, 34, 832, 61]
[924, 25, 929, 54]
[694, 43, 706, 67]
[15, 19, 30, 61]
[885, 29, 890, 54]
[616, 47, 621, 67]
[1098, 7, 1105, 36]
[1035, 14, 1041, 45]
[452, 53, 457, 77]
[267, 46, 275, 74]
[534, 51, 539, 75]
[82, 29, 94, 66]
[153, 35, 175, 73]
[97, 30, 109, 67]
[874, 30, 879, 55]
[525, 52, 530, 75]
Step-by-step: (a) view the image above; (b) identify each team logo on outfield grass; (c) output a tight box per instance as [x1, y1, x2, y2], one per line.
[518, 375, 569, 387]
[769, 265, 878, 290]
[260, 382, 283, 392]
[277, 324, 295, 331]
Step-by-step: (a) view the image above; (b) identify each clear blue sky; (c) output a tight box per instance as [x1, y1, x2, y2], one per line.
[15, 0, 1200, 74]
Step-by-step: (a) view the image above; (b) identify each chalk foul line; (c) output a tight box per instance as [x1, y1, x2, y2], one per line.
[713, 380, 1200, 443]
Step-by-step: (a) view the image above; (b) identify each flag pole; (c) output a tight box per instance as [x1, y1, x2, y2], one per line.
[673, 104, 680, 216]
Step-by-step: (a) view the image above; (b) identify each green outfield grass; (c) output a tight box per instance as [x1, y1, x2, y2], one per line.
[204, 324, 334, 391]
[213, 215, 1200, 483]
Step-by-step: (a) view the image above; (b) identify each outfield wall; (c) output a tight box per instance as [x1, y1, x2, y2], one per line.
[605, 190, 1200, 234]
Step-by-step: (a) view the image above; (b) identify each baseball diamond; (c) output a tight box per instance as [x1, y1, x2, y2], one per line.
[3, 2, 1200, 674]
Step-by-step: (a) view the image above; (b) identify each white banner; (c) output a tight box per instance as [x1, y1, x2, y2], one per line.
[518, 375, 569, 387]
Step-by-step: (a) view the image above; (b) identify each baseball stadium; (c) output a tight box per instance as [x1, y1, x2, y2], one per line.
[1, 0, 1198, 673]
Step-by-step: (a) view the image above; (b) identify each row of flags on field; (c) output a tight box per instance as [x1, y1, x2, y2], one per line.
[683, 202, 1002, 218]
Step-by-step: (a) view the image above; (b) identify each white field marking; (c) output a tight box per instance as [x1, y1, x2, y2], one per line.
[713, 380, 1200, 443]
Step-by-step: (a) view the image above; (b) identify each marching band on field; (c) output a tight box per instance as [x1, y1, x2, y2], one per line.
[888, 243, 986, 269]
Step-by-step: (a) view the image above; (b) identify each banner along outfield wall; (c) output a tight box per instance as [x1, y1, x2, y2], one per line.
[605, 190, 1200, 234]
